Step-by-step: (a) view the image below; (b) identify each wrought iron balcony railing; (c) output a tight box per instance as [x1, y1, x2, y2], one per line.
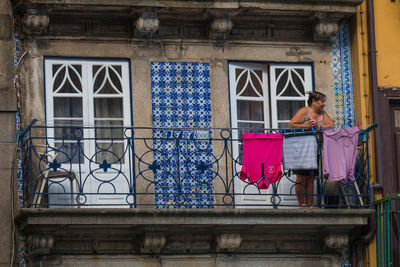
[20, 122, 376, 208]
[375, 194, 400, 267]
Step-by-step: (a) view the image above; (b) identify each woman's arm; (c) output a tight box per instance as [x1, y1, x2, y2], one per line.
[289, 107, 310, 129]
[320, 110, 334, 129]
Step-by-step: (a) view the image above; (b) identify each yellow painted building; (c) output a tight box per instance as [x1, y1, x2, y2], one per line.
[351, 0, 400, 266]
[374, 1, 400, 88]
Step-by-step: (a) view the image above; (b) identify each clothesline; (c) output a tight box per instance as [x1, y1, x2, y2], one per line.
[240, 125, 370, 190]
[21, 119, 378, 138]
[244, 124, 377, 138]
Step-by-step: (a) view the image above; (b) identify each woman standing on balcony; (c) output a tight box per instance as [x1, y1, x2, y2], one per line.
[288, 91, 334, 207]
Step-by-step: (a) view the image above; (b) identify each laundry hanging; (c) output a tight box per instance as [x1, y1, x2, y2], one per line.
[240, 132, 283, 189]
[282, 134, 318, 171]
[322, 127, 360, 182]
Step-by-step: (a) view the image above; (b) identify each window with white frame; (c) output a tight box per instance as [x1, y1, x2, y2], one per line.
[44, 58, 131, 164]
[229, 62, 312, 131]
[229, 62, 313, 207]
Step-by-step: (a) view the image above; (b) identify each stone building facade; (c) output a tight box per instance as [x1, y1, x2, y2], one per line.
[1, 0, 377, 266]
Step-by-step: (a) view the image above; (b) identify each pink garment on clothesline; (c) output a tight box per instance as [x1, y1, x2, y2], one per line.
[323, 127, 360, 182]
[240, 133, 283, 189]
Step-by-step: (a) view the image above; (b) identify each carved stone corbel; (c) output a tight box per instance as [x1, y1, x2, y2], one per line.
[135, 11, 159, 34]
[216, 233, 242, 251]
[209, 16, 233, 40]
[313, 12, 339, 42]
[27, 234, 55, 255]
[208, 9, 239, 40]
[141, 233, 166, 253]
[314, 21, 339, 41]
[324, 233, 349, 250]
[211, 17, 233, 34]
[23, 11, 49, 35]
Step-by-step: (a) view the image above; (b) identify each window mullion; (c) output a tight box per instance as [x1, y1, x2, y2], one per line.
[83, 61, 94, 164]
[263, 68, 271, 129]
[270, 65, 278, 128]
[121, 64, 131, 127]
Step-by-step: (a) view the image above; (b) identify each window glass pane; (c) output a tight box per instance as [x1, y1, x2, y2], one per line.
[53, 65, 82, 93]
[237, 100, 264, 121]
[54, 97, 83, 118]
[72, 65, 82, 75]
[274, 68, 285, 78]
[108, 66, 123, 92]
[235, 68, 245, 80]
[54, 120, 83, 139]
[112, 65, 122, 76]
[95, 120, 124, 139]
[236, 69, 263, 97]
[293, 68, 305, 79]
[54, 142, 84, 164]
[53, 65, 65, 92]
[275, 68, 305, 97]
[275, 68, 287, 95]
[280, 83, 299, 97]
[94, 98, 123, 118]
[95, 142, 125, 164]
[52, 64, 62, 76]
[284, 69, 305, 96]
[237, 122, 265, 132]
[277, 100, 305, 120]
[93, 65, 122, 94]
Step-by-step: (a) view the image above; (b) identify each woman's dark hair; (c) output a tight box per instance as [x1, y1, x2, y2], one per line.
[307, 91, 327, 106]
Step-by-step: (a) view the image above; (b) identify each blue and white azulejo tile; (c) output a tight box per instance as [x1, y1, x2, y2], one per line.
[331, 24, 355, 129]
[151, 61, 214, 208]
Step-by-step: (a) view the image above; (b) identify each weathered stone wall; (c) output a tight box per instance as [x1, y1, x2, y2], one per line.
[20, 40, 335, 127]
[0, 0, 15, 266]
[18, 39, 335, 207]
[12, 2, 364, 266]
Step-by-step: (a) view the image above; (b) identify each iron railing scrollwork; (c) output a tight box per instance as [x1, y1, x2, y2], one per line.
[20, 122, 376, 208]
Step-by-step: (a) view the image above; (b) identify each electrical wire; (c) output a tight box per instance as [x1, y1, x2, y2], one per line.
[15, 51, 28, 70]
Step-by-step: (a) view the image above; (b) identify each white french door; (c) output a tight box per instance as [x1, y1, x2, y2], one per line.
[229, 62, 313, 208]
[229, 63, 272, 207]
[44, 58, 131, 207]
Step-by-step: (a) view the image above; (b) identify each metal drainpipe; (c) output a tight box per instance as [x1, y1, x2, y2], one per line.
[367, 0, 382, 183]
[350, 184, 382, 266]
[344, 0, 382, 264]
[350, 0, 381, 264]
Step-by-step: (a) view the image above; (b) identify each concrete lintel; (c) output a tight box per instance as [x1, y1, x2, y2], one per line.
[16, 208, 374, 229]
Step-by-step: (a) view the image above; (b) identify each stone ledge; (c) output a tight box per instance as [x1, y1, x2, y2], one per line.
[30, 254, 345, 267]
[13, 0, 360, 41]
[16, 208, 373, 257]
[20, 0, 364, 10]
[16, 208, 373, 228]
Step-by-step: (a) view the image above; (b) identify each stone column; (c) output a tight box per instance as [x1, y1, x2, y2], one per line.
[0, 0, 16, 266]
